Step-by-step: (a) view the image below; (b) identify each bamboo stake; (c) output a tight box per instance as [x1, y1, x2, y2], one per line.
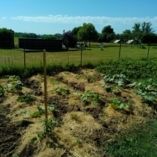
[43, 49, 48, 122]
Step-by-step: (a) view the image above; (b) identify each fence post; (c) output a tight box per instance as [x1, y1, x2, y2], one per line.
[67, 51, 69, 65]
[24, 49, 26, 69]
[118, 42, 122, 59]
[43, 49, 48, 126]
[80, 44, 83, 66]
[147, 44, 151, 59]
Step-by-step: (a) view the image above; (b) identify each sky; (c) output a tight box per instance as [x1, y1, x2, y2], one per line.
[0, 0, 157, 34]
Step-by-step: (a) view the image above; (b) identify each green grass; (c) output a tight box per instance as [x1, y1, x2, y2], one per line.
[105, 120, 157, 157]
[0, 44, 157, 70]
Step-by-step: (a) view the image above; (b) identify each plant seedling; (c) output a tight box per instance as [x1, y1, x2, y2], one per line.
[17, 93, 36, 103]
[55, 87, 70, 96]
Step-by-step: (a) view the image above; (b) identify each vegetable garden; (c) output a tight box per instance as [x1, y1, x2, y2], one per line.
[0, 59, 157, 157]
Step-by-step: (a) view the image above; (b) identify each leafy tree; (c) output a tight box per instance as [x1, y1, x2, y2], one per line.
[72, 26, 81, 40]
[142, 33, 157, 44]
[101, 25, 115, 42]
[142, 22, 153, 35]
[63, 31, 77, 49]
[0, 28, 14, 48]
[121, 29, 132, 42]
[132, 22, 153, 43]
[77, 23, 98, 43]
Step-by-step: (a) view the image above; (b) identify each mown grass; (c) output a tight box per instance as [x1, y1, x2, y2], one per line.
[0, 44, 157, 70]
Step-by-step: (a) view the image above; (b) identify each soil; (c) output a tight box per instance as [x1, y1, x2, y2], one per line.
[0, 106, 21, 157]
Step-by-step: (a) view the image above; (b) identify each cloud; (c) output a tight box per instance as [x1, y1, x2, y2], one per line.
[11, 15, 157, 26]
[0, 17, 7, 20]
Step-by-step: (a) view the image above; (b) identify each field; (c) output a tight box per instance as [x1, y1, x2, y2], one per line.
[0, 44, 157, 71]
[0, 59, 157, 157]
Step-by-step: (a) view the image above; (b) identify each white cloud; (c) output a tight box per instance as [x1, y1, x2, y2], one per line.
[0, 17, 7, 20]
[11, 15, 157, 26]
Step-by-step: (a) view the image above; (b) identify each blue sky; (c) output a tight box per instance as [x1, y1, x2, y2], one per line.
[0, 0, 157, 34]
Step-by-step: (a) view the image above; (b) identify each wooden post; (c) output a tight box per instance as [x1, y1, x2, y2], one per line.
[24, 49, 26, 69]
[43, 49, 48, 122]
[80, 44, 83, 66]
[147, 45, 150, 59]
[118, 42, 122, 60]
[67, 51, 69, 65]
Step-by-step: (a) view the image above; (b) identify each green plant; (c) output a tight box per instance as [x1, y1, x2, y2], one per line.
[17, 93, 35, 103]
[136, 79, 157, 107]
[104, 74, 131, 87]
[97, 59, 157, 80]
[31, 106, 45, 118]
[0, 85, 5, 97]
[105, 120, 157, 157]
[6, 75, 23, 93]
[55, 87, 70, 96]
[81, 90, 101, 105]
[111, 98, 131, 112]
[37, 118, 58, 141]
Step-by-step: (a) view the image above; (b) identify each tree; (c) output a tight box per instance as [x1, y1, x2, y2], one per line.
[77, 23, 98, 43]
[72, 26, 81, 40]
[0, 28, 14, 48]
[142, 22, 153, 35]
[63, 31, 77, 49]
[121, 29, 132, 42]
[101, 25, 115, 42]
[132, 22, 153, 43]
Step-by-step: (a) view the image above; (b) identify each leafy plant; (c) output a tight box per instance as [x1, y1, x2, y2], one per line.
[104, 74, 131, 87]
[81, 90, 102, 105]
[110, 98, 131, 112]
[17, 93, 35, 103]
[97, 59, 157, 80]
[136, 79, 157, 106]
[55, 87, 70, 96]
[37, 118, 58, 141]
[0, 85, 5, 97]
[31, 106, 45, 118]
[6, 75, 23, 93]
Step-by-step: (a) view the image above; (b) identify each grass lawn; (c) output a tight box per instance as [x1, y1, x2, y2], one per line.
[0, 44, 157, 69]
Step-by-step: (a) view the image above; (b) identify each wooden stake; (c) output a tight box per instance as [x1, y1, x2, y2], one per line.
[118, 42, 122, 60]
[147, 45, 150, 59]
[43, 49, 48, 121]
[80, 44, 83, 66]
[24, 49, 26, 69]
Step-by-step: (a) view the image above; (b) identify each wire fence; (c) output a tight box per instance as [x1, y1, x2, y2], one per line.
[0, 44, 157, 70]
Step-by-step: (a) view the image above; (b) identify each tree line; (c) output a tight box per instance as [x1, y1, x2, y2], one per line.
[0, 21, 157, 49]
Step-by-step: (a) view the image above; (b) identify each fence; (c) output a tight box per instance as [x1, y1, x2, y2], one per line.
[0, 43, 157, 70]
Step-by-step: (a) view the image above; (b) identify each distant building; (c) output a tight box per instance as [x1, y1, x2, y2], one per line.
[126, 39, 134, 44]
[113, 39, 121, 44]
